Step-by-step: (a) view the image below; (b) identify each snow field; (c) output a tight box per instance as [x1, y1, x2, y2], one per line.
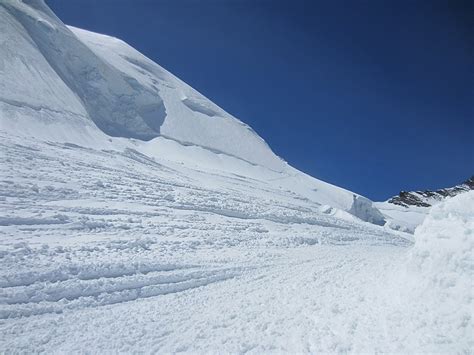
[1, 130, 471, 352]
[0, 1, 471, 352]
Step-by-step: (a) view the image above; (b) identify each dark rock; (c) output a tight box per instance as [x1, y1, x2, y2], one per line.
[388, 176, 473, 208]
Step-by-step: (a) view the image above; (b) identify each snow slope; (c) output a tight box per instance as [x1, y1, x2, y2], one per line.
[1, 0, 471, 353]
[0, 132, 471, 351]
[0, 0, 279, 167]
[0, 0, 385, 224]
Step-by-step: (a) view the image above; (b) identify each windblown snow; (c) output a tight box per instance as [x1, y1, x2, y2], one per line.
[0, 0, 472, 353]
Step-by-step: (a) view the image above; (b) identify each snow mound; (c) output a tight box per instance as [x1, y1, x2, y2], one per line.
[410, 190, 473, 278]
[394, 191, 473, 351]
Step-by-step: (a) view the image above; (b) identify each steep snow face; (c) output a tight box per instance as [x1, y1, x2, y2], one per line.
[0, 0, 281, 169]
[0, 5, 85, 116]
[68, 26, 282, 170]
[0, 0, 385, 223]
[1, 0, 165, 141]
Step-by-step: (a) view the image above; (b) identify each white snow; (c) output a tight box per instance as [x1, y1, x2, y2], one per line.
[375, 180, 473, 234]
[400, 191, 474, 346]
[375, 201, 429, 233]
[1, 149, 471, 352]
[1, 0, 472, 353]
[0, 0, 386, 224]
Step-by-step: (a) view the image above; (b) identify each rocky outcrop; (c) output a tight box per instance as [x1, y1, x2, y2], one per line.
[388, 176, 474, 208]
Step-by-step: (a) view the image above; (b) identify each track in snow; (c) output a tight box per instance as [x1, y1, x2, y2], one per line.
[0, 132, 417, 352]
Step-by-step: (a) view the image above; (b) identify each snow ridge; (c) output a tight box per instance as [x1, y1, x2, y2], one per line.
[0, 0, 386, 223]
[0, 0, 284, 170]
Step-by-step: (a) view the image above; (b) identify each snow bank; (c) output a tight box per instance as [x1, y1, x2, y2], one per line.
[410, 190, 473, 282]
[394, 191, 473, 352]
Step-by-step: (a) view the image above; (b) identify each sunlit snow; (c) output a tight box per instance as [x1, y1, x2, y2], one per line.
[0, 0, 471, 353]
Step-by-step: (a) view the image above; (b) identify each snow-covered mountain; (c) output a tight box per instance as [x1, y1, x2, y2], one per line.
[0, 0, 385, 225]
[387, 176, 473, 207]
[1, 0, 280, 168]
[375, 176, 474, 233]
[1, 1, 472, 353]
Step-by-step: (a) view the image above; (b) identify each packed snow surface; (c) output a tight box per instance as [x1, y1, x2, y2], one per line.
[1, 0, 472, 353]
[0, 137, 471, 352]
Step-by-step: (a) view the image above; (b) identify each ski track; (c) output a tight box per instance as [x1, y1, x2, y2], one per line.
[0, 2, 469, 350]
[0, 132, 416, 352]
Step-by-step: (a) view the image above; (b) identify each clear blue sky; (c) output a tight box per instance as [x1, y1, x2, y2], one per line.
[47, 0, 473, 201]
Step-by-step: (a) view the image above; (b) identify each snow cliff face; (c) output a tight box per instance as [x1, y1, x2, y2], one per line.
[0, 0, 384, 224]
[0, 0, 280, 168]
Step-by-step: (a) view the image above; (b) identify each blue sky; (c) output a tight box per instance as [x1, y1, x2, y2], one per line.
[47, 0, 473, 200]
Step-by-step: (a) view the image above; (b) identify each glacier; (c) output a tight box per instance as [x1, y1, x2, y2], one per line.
[0, 0, 472, 353]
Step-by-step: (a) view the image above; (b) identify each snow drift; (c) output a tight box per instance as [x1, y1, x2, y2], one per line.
[386, 191, 474, 352]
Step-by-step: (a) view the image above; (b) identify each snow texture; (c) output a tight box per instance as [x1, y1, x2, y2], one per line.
[1, 0, 472, 353]
[0, 148, 471, 352]
[399, 191, 474, 350]
[374, 201, 428, 233]
[1, 0, 282, 169]
[0, 0, 384, 224]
